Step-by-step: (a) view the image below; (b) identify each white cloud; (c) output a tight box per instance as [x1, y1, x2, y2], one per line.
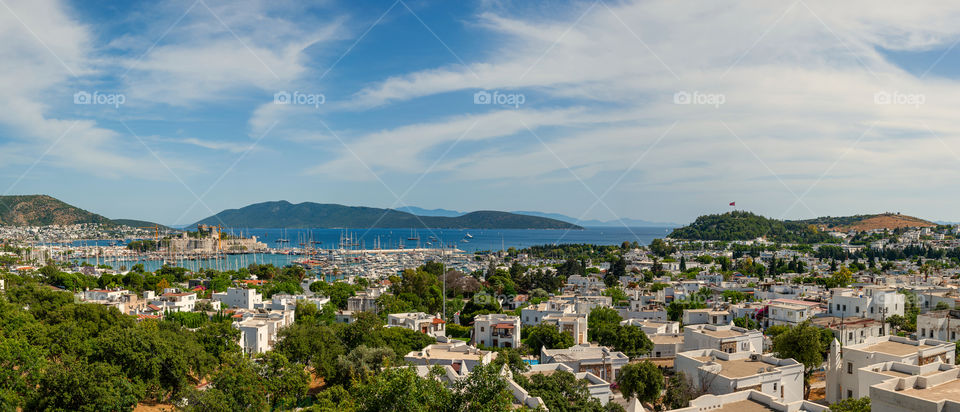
[0, 0, 169, 179]
[120, 0, 344, 107]
[310, 0, 960, 220]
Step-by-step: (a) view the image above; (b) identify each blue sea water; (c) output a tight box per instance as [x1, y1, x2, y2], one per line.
[67, 226, 674, 272]
[230, 226, 674, 252]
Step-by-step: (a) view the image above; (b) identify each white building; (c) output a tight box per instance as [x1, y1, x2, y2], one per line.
[520, 299, 575, 325]
[682, 324, 763, 354]
[621, 319, 680, 335]
[347, 289, 381, 313]
[235, 310, 293, 354]
[870, 363, 960, 412]
[237, 319, 271, 354]
[648, 334, 684, 359]
[261, 293, 329, 311]
[405, 340, 494, 372]
[827, 287, 904, 320]
[473, 313, 521, 348]
[826, 335, 956, 403]
[542, 313, 588, 345]
[540, 343, 630, 382]
[811, 316, 886, 346]
[675, 349, 804, 403]
[387, 312, 446, 337]
[671, 390, 828, 412]
[213, 287, 263, 310]
[150, 289, 197, 312]
[917, 309, 960, 341]
[682, 308, 732, 326]
[81, 289, 140, 314]
[765, 299, 820, 327]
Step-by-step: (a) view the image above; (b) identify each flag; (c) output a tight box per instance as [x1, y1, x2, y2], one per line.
[729, 201, 736, 206]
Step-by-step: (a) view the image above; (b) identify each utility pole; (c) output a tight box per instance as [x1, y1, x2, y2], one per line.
[880, 306, 887, 337]
[442, 260, 446, 325]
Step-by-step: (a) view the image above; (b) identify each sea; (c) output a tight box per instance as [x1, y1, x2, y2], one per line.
[64, 226, 674, 272]
[235, 226, 674, 252]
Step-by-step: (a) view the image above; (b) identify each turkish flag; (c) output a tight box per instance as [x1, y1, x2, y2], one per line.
[729, 202, 736, 206]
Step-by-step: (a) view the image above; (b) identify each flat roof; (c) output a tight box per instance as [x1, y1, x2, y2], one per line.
[861, 341, 932, 357]
[715, 399, 775, 412]
[700, 329, 746, 338]
[902, 378, 960, 402]
[695, 357, 775, 379]
[651, 335, 683, 344]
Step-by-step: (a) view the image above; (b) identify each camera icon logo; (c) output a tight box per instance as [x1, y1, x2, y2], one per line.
[673, 91, 691, 105]
[874, 91, 891, 105]
[274, 91, 291, 104]
[474, 90, 492, 104]
[74, 91, 91, 105]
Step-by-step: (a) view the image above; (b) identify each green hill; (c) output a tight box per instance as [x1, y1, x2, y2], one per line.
[111, 219, 170, 229]
[668, 211, 836, 243]
[0, 195, 113, 226]
[193, 201, 581, 229]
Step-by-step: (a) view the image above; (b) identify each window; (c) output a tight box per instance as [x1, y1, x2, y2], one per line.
[847, 390, 853, 398]
[870, 307, 874, 314]
[773, 383, 778, 391]
[847, 362, 853, 374]
[481, 327, 485, 332]
[843, 305, 847, 311]
[855, 306, 859, 313]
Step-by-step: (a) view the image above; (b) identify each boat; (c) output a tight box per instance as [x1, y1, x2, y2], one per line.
[463, 233, 473, 239]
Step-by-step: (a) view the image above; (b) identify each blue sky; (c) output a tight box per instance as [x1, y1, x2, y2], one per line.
[4, 0, 960, 226]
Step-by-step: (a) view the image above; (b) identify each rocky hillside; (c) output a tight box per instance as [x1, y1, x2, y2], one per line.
[795, 213, 936, 231]
[0, 195, 113, 226]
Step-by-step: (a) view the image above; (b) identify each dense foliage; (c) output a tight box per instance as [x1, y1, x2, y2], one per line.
[669, 211, 837, 243]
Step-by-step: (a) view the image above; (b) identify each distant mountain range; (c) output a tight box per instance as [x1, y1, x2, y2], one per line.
[396, 206, 676, 227]
[194, 201, 581, 229]
[0, 195, 165, 228]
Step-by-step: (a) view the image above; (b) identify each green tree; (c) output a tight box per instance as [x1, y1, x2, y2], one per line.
[332, 345, 396, 388]
[28, 359, 143, 412]
[273, 323, 345, 381]
[525, 323, 574, 355]
[771, 321, 824, 397]
[259, 351, 310, 409]
[617, 361, 664, 405]
[587, 306, 623, 341]
[353, 366, 452, 412]
[184, 356, 268, 412]
[491, 347, 530, 375]
[451, 362, 515, 412]
[663, 371, 695, 409]
[515, 370, 620, 412]
[830, 397, 870, 412]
